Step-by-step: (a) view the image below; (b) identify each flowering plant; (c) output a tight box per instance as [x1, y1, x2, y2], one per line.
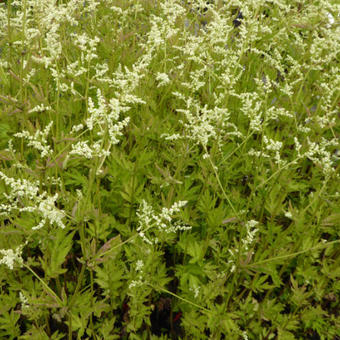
[0, 0, 339, 339]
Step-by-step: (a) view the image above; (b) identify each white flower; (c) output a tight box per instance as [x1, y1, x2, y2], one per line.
[172, 96, 231, 147]
[71, 124, 84, 133]
[160, 133, 182, 141]
[32, 218, 46, 231]
[242, 331, 249, 340]
[24, 68, 36, 83]
[38, 193, 66, 229]
[327, 12, 335, 27]
[70, 141, 94, 159]
[156, 72, 170, 87]
[263, 135, 284, 165]
[0, 245, 24, 270]
[129, 279, 143, 289]
[284, 211, 293, 219]
[14, 121, 53, 158]
[19, 292, 29, 310]
[189, 285, 200, 298]
[136, 260, 144, 272]
[136, 200, 190, 244]
[245, 220, 259, 229]
[0, 172, 66, 229]
[70, 33, 100, 63]
[263, 136, 282, 152]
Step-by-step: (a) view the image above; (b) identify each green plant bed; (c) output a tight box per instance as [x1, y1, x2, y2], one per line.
[0, 0, 339, 339]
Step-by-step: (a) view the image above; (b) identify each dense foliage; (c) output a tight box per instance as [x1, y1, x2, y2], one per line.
[0, 0, 339, 339]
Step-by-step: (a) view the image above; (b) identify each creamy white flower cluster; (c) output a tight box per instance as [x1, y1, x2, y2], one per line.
[128, 260, 144, 289]
[22, 0, 94, 95]
[263, 135, 285, 167]
[69, 140, 109, 160]
[69, 89, 130, 161]
[239, 92, 263, 133]
[162, 94, 232, 148]
[87, 90, 131, 141]
[108, 63, 148, 105]
[248, 134, 288, 167]
[189, 284, 200, 298]
[14, 121, 53, 158]
[265, 106, 293, 122]
[136, 200, 191, 244]
[228, 220, 259, 272]
[142, 13, 178, 50]
[305, 137, 339, 177]
[28, 0, 79, 67]
[0, 171, 65, 230]
[70, 32, 100, 64]
[66, 60, 88, 78]
[156, 72, 170, 87]
[19, 291, 29, 310]
[28, 103, 51, 114]
[243, 220, 259, 252]
[0, 244, 24, 270]
[160, 0, 186, 26]
[68, 20, 161, 167]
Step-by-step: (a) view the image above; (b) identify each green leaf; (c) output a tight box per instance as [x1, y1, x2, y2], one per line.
[207, 203, 226, 229]
[0, 310, 21, 339]
[249, 274, 273, 293]
[187, 240, 205, 264]
[95, 263, 124, 299]
[42, 229, 75, 278]
[264, 183, 286, 217]
[278, 329, 296, 340]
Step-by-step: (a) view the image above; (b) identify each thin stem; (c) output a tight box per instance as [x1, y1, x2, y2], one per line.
[7, 0, 12, 65]
[217, 132, 252, 167]
[94, 223, 156, 260]
[68, 313, 73, 340]
[68, 263, 86, 308]
[89, 269, 96, 339]
[246, 239, 339, 267]
[148, 284, 211, 314]
[23, 263, 63, 306]
[301, 175, 330, 215]
[255, 156, 302, 190]
[204, 145, 239, 219]
[55, 63, 61, 138]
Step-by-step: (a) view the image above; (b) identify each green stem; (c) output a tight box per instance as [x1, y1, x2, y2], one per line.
[204, 145, 239, 220]
[68, 313, 73, 340]
[7, 0, 12, 65]
[94, 223, 156, 260]
[148, 284, 211, 314]
[217, 132, 252, 167]
[255, 155, 302, 190]
[301, 175, 330, 215]
[127, 160, 137, 230]
[68, 263, 86, 308]
[23, 263, 63, 306]
[55, 63, 61, 138]
[246, 239, 339, 267]
[223, 269, 237, 311]
[89, 269, 96, 339]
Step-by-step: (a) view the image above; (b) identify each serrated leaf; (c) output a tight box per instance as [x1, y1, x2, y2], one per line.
[187, 240, 205, 263]
[322, 213, 340, 227]
[95, 235, 122, 264]
[207, 203, 226, 229]
[44, 229, 75, 278]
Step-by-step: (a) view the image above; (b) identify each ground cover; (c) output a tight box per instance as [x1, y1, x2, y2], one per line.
[0, 0, 339, 339]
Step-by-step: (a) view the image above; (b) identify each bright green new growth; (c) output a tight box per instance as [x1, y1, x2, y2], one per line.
[0, 0, 339, 339]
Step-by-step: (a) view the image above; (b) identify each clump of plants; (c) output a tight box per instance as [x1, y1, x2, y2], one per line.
[0, 0, 339, 339]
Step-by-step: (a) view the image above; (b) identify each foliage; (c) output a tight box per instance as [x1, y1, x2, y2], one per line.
[0, 0, 339, 339]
